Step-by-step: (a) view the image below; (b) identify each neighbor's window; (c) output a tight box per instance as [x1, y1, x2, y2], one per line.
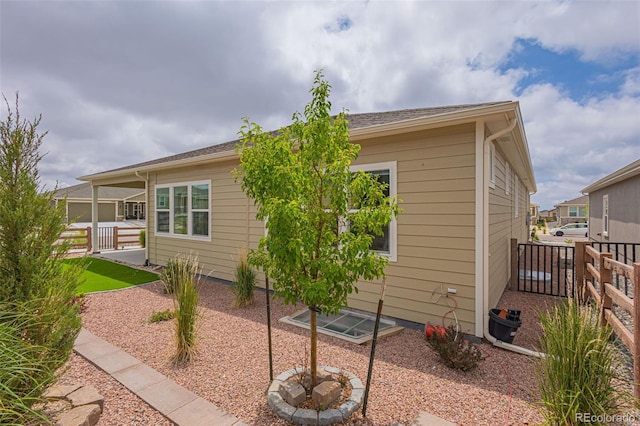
[603, 195, 609, 237]
[156, 181, 210, 238]
[505, 162, 511, 195]
[349, 161, 397, 262]
[568, 206, 587, 218]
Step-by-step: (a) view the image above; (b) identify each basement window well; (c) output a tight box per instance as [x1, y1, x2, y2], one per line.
[280, 308, 403, 344]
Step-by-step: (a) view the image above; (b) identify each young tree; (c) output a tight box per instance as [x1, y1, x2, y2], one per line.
[0, 95, 82, 422]
[234, 71, 399, 386]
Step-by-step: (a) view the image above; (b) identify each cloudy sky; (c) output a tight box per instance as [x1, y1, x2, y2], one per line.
[1, 0, 639, 210]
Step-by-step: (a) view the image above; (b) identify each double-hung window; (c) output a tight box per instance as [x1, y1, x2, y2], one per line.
[349, 161, 397, 262]
[569, 206, 587, 218]
[156, 180, 210, 239]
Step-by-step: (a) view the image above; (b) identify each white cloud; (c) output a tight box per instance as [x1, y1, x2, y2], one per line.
[1, 0, 638, 212]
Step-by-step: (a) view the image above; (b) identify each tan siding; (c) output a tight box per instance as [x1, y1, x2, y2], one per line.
[146, 123, 479, 331]
[488, 144, 530, 308]
[348, 124, 477, 330]
[148, 160, 253, 283]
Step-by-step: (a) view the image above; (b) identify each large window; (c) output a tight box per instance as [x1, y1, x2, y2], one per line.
[568, 206, 587, 218]
[349, 161, 397, 262]
[156, 181, 210, 239]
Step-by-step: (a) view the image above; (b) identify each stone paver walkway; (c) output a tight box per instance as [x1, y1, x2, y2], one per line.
[75, 328, 454, 426]
[74, 328, 246, 426]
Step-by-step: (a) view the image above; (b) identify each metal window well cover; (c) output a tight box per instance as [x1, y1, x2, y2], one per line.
[280, 308, 403, 344]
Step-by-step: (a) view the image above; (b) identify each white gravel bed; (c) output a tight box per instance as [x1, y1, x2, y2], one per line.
[63, 279, 546, 425]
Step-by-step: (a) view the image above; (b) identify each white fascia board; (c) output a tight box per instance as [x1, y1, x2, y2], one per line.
[78, 150, 238, 183]
[349, 102, 518, 142]
[581, 159, 640, 194]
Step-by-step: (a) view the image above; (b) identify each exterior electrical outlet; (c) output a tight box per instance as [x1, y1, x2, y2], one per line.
[447, 288, 457, 294]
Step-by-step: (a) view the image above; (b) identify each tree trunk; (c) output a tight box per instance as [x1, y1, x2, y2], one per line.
[310, 306, 317, 388]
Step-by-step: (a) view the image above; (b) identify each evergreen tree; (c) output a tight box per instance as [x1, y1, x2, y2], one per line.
[0, 94, 83, 422]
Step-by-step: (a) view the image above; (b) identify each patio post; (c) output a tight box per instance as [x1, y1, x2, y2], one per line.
[91, 184, 99, 253]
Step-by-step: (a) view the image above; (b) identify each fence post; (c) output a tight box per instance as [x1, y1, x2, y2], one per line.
[113, 226, 119, 250]
[633, 262, 640, 403]
[86, 226, 92, 252]
[575, 241, 587, 303]
[510, 238, 518, 290]
[599, 252, 613, 325]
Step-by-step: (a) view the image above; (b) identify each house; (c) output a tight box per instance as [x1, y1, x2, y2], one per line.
[581, 159, 640, 243]
[529, 203, 539, 224]
[53, 182, 146, 223]
[79, 101, 536, 340]
[554, 195, 588, 225]
[538, 209, 556, 222]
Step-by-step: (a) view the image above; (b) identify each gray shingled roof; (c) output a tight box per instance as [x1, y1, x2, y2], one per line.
[96, 102, 509, 175]
[556, 195, 589, 206]
[54, 182, 144, 200]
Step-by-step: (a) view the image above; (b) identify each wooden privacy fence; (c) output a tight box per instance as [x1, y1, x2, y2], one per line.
[58, 226, 143, 252]
[576, 241, 640, 400]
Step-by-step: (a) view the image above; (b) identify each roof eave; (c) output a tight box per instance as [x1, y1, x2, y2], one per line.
[581, 159, 640, 194]
[349, 101, 518, 141]
[78, 149, 239, 183]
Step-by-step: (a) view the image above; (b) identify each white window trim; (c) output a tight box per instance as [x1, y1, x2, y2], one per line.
[505, 162, 511, 195]
[489, 143, 496, 189]
[603, 194, 609, 238]
[349, 161, 398, 262]
[156, 180, 211, 241]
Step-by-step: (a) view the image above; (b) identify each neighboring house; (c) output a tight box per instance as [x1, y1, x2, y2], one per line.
[53, 182, 146, 223]
[538, 209, 557, 222]
[554, 195, 588, 225]
[79, 101, 536, 340]
[581, 159, 640, 244]
[529, 203, 539, 224]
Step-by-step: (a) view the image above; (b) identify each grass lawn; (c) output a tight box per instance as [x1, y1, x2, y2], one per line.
[64, 257, 160, 295]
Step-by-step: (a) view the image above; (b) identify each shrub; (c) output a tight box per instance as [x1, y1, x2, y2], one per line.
[0, 304, 72, 425]
[0, 95, 83, 422]
[161, 258, 181, 294]
[164, 254, 202, 365]
[232, 250, 256, 308]
[426, 324, 483, 371]
[139, 229, 146, 248]
[149, 309, 175, 323]
[536, 299, 630, 425]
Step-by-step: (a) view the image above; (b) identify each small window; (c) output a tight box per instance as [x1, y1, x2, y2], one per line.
[489, 143, 496, 189]
[505, 162, 511, 195]
[603, 195, 609, 237]
[514, 175, 519, 217]
[156, 181, 210, 239]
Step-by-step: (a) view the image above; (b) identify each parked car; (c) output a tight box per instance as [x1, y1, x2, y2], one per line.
[549, 223, 588, 237]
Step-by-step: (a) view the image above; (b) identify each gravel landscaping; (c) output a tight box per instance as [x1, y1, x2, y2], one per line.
[59, 279, 553, 425]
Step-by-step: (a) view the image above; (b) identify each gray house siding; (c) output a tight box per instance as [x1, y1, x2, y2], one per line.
[589, 174, 640, 244]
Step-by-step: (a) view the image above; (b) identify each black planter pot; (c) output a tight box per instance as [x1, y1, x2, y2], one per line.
[489, 309, 522, 343]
